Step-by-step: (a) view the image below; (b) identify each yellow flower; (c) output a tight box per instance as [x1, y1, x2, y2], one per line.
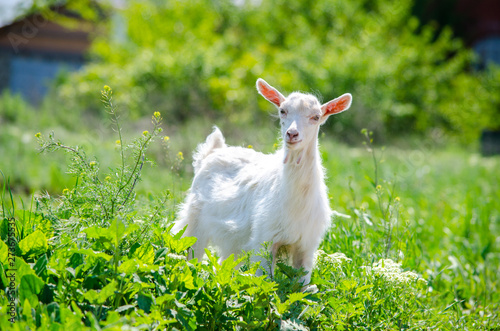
[376, 185, 382, 191]
[395, 197, 400, 202]
[164, 136, 170, 142]
[273, 143, 278, 150]
[103, 85, 111, 92]
[154, 111, 161, 118]
[116, 140, 121, 145]
[62, 188, 69, 195]
[177, 151, 184, 161]
[105, 176, 111, 181]
[143, 130, 149, 136]
[247, 145, 253, 149]
[89, 161, 97, 167]
[35, 132, 41, 138]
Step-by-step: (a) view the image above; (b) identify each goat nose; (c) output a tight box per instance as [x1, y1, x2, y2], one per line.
[286, 129, 299, 141]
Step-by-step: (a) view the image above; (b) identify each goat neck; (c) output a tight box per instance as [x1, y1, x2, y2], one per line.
[282, 131, 323, 181]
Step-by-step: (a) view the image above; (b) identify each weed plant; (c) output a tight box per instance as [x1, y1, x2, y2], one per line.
[0, 89, 499, 330]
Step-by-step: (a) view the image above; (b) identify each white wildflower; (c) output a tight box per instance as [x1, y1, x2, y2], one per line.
[363, 258, 426, 286]
[168, 253, 187, 260]
[316, 250, 351, 269]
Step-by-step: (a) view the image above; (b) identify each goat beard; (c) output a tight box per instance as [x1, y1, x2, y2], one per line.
[283, 149, 304, 165]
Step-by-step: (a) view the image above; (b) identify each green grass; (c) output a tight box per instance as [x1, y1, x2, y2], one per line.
[0, 91, 499, 329]
[320, 138, 500, 328]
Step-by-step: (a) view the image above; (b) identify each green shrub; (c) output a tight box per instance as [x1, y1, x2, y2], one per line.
[34, 86, 165, 235]
[53, 0, 500, 143]
[0, 91, 33, 124]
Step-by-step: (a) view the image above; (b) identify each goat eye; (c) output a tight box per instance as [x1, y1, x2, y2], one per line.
[280, 109, 286, 116]
[312, 115, 320, 121]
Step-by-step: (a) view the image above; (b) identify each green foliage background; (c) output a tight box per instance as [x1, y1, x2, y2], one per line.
[54, 0, 500, 143]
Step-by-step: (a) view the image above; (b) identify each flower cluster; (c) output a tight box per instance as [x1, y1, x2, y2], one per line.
[362, 259, 426, 286]
[315, 250, 352, 269]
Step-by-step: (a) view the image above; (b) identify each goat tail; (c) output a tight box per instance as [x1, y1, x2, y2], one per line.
[193, 126, 226, 173]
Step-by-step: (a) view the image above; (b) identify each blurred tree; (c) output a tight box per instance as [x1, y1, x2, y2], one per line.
[52, 0, 500, 143]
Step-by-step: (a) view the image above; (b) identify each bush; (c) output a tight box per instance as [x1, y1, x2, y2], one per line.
[52, 0, 500, 143]
[0, 91, 33, 124]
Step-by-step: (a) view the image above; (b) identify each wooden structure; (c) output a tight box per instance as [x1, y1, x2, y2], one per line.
[0, 8, 91, 104]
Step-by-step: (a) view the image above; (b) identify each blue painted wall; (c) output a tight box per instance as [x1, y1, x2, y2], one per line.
[8, 55, 82, 104]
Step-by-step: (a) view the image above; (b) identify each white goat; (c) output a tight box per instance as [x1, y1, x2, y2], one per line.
[173, 78, 352, 285]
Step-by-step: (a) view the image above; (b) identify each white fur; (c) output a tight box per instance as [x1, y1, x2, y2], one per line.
[173, 78, 352, 285]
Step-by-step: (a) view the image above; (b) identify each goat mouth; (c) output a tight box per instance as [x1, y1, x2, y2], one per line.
[285, 140, 302, 147]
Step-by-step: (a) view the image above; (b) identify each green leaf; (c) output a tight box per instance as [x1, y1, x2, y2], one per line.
[33, 254, 48, 276]
[19, 274, 45, 307]
[84, 226, 113, 250]
[83, 281, 117, 305]
[83, 289, 99, 304]
[340, 279, 357, 292]
[164, 232, 197, 254]
[364, 175, 376, 187]
[286, 292, 308, 305]
[216, 254, 236, 285]
[134, 244, 155, 264]
[109, 219, 126, 246]
[71, 248, 112, 261]
[98, 280, 117, 304]
[0, 264, 8, 291]
[0, 239, 8, 264]
[171, 300, 196, 331]
[15, 257, 37, 282]
[175, 236, 197, 252]
[205, 249, 219, 272]
[179, 268, 196, 290]
[355, 284, 373, 295]
[84, 226, 111, 240]
[118, 258, 139, 274]
[137, 293, 154, 313]
[71, 301, 84, 317]
[115, 304, 135, 313]
[154, 247, 168, 262]
[18, 230, 48, 257]
[22, 298, 32, 321]
[157, 293, 175, 306]
[60, 304, 85, 328]
[85, 220, 139, 249]
[274, 295, 289, 315]
[40, 284, 55, 304]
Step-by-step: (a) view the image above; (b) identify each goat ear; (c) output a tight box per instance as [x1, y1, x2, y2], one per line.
[256, 78, 285, 107]
[321, 93, 352, 120]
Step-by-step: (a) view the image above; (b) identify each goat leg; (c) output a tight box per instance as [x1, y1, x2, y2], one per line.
[270, 242, 281, 278]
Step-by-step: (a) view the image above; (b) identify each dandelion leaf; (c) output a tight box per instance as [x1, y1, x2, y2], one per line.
[18, 230, 48, 257]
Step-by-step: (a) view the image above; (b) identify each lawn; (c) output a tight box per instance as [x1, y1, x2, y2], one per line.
[0, 94, 499, 329]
